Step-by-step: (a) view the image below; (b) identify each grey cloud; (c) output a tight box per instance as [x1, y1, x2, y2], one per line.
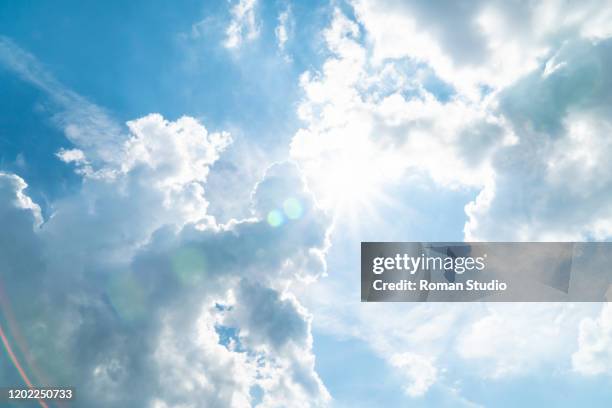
[0, 123, 331, 408]
[466, 38, 612, 240]
[499, 39, 612, 136]
[362, 0, 490, 66]
[233, 280, 309, 351]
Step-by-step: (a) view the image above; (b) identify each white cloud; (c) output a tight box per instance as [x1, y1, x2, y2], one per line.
[0, 32, 340, 403]
[248, 1, 612, 403]
[352, 0, 612, 98]
[456, 304, 590, 378]
[275, 7, 292, 54]
[573, 303, 612, 376]
[0, 172, 42, 226]
[1, 144, 332, 407]
[5, 1, 612, 404]
[390, 352, 438, 397]
[289, 5, 612, 243]
[225, 0, 260, 49]
[41, 114, 231, 267]
[0, 39, 332, 406]
[291, 8, 508, 212]
[152, 308, 253, 408]
[57, 148, 88, 165]
[291, 8, 612, 399]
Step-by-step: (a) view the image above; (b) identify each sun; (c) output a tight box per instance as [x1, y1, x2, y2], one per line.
[304, 137, 398, 219]
[317, 153, 379, 208]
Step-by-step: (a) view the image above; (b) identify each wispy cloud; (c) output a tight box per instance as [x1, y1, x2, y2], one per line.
[275, 6, 293, 59]
[224, 0, 260, 49]
[0, 36, 123, 163]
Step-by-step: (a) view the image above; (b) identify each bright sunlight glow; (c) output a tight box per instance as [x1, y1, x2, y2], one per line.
[304, 136, 399, 218]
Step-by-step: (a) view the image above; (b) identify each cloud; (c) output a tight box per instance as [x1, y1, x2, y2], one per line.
[390, 352, 438, 397]
[290, 10, 612, 399]
[42, 114, 232, 267]
[223, 2, 612, 403]
[465, 38, 612, 241]
[225, 0, 260, 49]
[4, 2, 612, 405]
[0, 36, 124, 163]
[573, 304, 612, 376]
[0, 172, 43, 225]
[352, 0, 612, 98]
[1, 110, 331, 406]
[456, 304, 589, 378]
[290, 8, 508, 211]
[275, 6, 293, 59]
[0, 36, 333, 406]
[291, 5, 612, 242]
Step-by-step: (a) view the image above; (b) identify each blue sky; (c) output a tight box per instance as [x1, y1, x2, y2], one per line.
[1, 1, 612, 407]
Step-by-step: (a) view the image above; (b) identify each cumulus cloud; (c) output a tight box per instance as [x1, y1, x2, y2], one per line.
[291, 4, 612, 241]
[0, 39, 332, 406]
[313, 2, 612, 244]
[465, 38, 612, 241]
[352, 0, 612, 98]
[0, 172, 42, 226]
[1, 132, 331, 407]
[291, 5, 612, 399]
[290, 9, 515, 220]
[41, 113, 232, 269]
[4, 0, 612, 404]
[290, 8, 508, 212]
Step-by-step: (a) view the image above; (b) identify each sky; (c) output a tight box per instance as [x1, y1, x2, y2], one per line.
[1, 0, 612, 407]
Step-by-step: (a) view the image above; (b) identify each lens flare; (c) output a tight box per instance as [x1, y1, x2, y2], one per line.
[0, 324, 49, 408]
[267, 210, 285, 227]
[108, 273, 147, 321]
[283, 198, 303, 220]
[172, 247, 207, 285]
